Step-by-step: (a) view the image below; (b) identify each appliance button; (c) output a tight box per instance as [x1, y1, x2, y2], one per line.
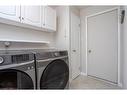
[0, 57, 4, 64]
[28, 67, 31, 70]
[54, 52, 59, 57]
[31, 66, 34, 69]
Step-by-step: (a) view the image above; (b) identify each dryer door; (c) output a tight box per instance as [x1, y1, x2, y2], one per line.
[0, 69, 34, 89]
[40, 59, 69, 89]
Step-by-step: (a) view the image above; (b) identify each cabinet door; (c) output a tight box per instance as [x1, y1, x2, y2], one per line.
[44, 6, 56, 31]
[0, 6, 20, 22]
[21, 6, 41, 27]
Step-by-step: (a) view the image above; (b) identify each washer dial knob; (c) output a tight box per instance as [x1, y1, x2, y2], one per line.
[0, 57, 4, 64]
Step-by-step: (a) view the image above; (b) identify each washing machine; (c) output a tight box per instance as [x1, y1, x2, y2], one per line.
[0, 50, 36, 89]
[31, 49, 69, 89]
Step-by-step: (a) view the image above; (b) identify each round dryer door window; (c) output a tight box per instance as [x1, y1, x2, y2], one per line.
[40, 59, 69, 89]
[0, 69, 34, 89]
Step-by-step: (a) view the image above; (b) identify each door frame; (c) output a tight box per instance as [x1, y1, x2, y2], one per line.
[85, 7, 121, 86]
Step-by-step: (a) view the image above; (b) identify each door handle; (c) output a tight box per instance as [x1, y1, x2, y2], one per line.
[22, 17, 24, 20]
[88, 50, 92, 53]
[72, 50, 76, 52]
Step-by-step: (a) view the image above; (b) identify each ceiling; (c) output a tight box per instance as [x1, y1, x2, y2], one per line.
[74, 6, 90, 10]
[50, 6, 90, 10]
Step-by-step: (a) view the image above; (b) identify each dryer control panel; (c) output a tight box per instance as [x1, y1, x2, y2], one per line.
[52, 51, 68, 57]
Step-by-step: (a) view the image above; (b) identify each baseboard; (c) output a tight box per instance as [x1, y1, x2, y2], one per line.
[69, 78, 73, 83]
[80, 72, 87, 76]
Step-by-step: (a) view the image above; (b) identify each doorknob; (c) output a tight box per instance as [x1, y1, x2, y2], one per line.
[88, 50, 92, 53]
[72, 50, 76, 52]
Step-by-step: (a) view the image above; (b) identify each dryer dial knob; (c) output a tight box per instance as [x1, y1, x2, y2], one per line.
[28, 67, 31, 70]
[0, 57, 4, 64]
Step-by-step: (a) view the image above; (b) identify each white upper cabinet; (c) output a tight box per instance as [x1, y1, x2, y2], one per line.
[21, 6, 41, 27]
[43, 6, 56, 31]
[0, 6, 20, 22]
[0, 6, 56, 32]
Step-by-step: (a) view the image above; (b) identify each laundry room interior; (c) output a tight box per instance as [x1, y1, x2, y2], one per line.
[0, 5, 127, 90]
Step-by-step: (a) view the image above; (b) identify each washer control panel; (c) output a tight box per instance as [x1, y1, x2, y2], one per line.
[0, 57, 4, 64]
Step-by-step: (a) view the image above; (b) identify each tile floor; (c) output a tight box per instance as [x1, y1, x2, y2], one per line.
[69, 75, 121, 89]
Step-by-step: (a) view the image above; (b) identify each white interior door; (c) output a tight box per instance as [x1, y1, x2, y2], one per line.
[87, 9, 118, 83]
[71, 12, 80, 80]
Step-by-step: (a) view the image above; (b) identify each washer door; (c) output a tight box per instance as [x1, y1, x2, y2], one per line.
[0, 69, 34, 89]
[40, 59, 69, 89]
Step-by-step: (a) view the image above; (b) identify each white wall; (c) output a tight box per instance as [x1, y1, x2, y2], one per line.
[54, 6, 70, 50]
[0, 23, 55, 50]
[123, 6, 127, 88]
